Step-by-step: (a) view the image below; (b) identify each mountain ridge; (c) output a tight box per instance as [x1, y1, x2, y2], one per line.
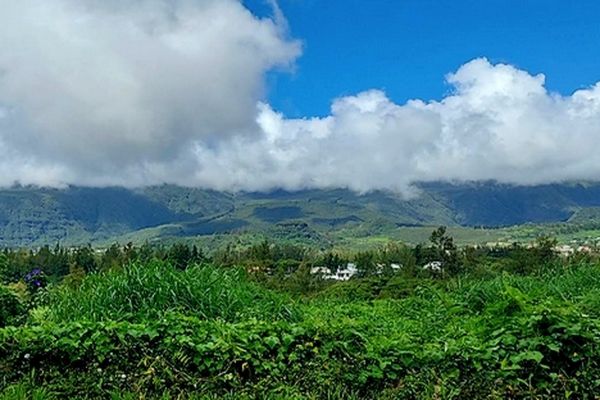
[1, 182, 600, 247]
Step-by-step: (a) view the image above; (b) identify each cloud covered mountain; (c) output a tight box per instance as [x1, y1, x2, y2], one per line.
[1, 182, 600, 247]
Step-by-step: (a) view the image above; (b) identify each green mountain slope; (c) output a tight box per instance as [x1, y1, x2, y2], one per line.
[2, 182, 600, 247]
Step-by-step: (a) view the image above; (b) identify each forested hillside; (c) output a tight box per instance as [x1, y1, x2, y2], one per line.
[2, 182, 600, 247]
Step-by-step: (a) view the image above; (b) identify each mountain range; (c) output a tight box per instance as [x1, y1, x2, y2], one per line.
[2, 182, 600, 247]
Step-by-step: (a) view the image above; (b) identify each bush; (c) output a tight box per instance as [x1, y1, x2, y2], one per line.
[378, 275, 434, 299]
[313, 277, 386, 302]
[0, 285, 24, 327]
[3, 262, 600, 398]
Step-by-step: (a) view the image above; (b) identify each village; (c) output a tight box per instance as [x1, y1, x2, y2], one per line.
[309, 240, 600, 281]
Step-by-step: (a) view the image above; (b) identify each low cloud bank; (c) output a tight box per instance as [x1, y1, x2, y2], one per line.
[1, 1, 599, 194]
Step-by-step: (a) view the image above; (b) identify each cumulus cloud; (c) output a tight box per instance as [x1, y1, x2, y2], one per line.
[188, 58, 600, 193]
[0, 0, 300, 186]
[0, 2, 600, 194]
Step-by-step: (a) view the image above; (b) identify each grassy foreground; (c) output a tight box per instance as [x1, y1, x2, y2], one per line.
[2, 261, 600, 399]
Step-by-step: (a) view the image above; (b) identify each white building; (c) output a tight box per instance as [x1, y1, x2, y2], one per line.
[335, 263, 358, 281]
[310, 267, 332, 275]
[311, 262, 402, 281]
[423, 261, 442, 272]
[390, 263, 402, 270]
[554, 245, 574, 257]
[309, 263, 358, 281]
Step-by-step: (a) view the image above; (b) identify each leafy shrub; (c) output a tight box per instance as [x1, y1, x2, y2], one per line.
[0, 384, 51, 400]
[313, 277, 386, 302]
[378, 276, 432, 299]
[3, 262, 600, 398]
[0, 285, 24, 327]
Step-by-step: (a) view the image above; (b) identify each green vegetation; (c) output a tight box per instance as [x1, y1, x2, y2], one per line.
[0, 285, 24, 327]
[6, 182, 600, 248]
[46, 262, 298, 324]
[1, 230, 600, 398]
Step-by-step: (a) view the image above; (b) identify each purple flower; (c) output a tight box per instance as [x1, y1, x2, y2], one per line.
[25, 268, 46, 291]
[25, 268, 43, 282]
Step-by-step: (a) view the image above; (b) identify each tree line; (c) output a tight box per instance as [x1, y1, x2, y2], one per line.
[1, 227, 588, 297]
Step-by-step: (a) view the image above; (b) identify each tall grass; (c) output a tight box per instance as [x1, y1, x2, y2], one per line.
[45, 260, 299, 323]
[5, 261, 600, 398]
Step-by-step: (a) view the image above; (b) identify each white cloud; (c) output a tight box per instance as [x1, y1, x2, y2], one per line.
[0, 2, 600, 194]
[0, 0, 300, 186]
[185, 58, 600, 193]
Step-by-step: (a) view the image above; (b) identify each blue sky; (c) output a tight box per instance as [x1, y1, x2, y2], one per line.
[245, 0, 600, 117]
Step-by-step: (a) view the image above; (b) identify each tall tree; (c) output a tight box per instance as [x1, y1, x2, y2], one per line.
[429, 226, 461, 275]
